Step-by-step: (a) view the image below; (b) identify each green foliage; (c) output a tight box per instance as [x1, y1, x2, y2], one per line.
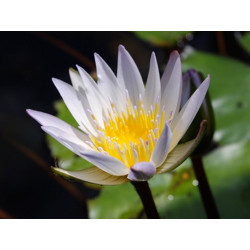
[89, 139, 250, 219]
[89, 162, 205, 219]
[134, 31, 191, 47]
[238, 32, 250, 54]
[182, 48, 250, 145]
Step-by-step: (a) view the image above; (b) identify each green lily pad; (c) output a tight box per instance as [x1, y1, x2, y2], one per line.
[158, 141, 250, 219]
[88, 168, 174, 219]
[182, 48, 250, 146]
[88, 159, 203, 219]
[134, 31, 191, 47]
[203, 141, 250, 218]
[89, 140, 250, 219]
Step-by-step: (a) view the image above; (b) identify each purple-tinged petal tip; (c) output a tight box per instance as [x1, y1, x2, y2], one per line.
[127, 162, 156, 181]
[118, 44, 125, 50]
[169, 50, 180, 57]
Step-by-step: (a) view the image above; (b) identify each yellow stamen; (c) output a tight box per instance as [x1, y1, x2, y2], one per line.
[90, 96, 166, 168]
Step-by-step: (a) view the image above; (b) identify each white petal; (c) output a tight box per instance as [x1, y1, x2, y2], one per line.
[41, 126, 93, 152]
[76, 65, 110, 125]
[54, 138, 129, 176]
[79, 150, 129, 176]
[156, 139, 195, 174]
[127, 162, 156, 181]
[150, 122, 172, 167]
[143, 52, 161, 111]
[52, 78, 98, 136]
[53, 167, 129, 186]
[27, 109, 91, 144]
[27, 109, 76, 134]
[157, 120, 207, 173]
[161, 51, 182, 119]
[170, 75, 210, 151]
[94, 53, 127, 113]
[117, 45, 145, 106]
[69, 68, 82, 91]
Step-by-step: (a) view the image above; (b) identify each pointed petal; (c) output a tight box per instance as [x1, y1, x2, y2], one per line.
[143, 52, 161, 111]
[157, 120, 207, 173]
[42, 128, 129, 176]
[55, 138, 129, 176]
[161, 50, 182, 119]
[41, 126, 93, 152]
[68, 70, 100, 134]
[76, 65, 110, 124]
[26, 109, 91, 146]
[117, 45, 144, 106]
[127, 162, 156, 181]
[94, 53, 126, 113]
[170, 75, 210, 151]
[79, 150, 129, 176]
[52, 78, 98, 135]
[150, 122, 172, 167]
[69, 68, 83, 91]
[27, 109, 78, 135]
[53, 166, 129, 186]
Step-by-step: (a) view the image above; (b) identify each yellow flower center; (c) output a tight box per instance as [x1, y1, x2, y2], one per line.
[90, 96, 167, 168]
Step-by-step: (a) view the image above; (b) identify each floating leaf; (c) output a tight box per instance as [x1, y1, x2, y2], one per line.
[89, 141, 250, 218]
[134, 31, 191, 47]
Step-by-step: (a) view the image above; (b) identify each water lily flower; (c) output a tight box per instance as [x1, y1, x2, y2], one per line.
[27, 45, 209, 185]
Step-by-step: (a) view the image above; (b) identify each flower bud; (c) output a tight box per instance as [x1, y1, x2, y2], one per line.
[180, 69, 215, 155]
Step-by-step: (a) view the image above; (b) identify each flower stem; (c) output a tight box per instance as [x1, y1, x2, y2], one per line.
[191, 155, 220, 219]
[131, 181, 160, 219]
